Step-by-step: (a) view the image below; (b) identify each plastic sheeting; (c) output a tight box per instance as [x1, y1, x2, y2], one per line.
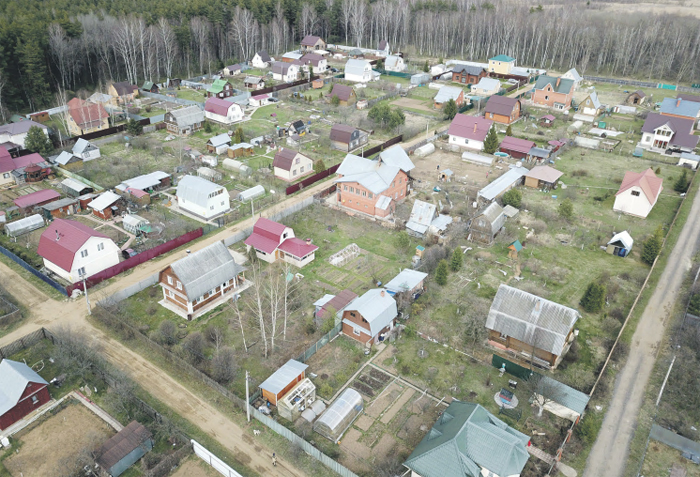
[5, 214, 44, 237]
[314, 388, 363, 443]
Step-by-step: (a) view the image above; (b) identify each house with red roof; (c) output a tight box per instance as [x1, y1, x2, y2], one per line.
[66, 98, 109, 136]
[0, 359, 51, 430]
[613, 168, 663, 218]
[499, 136, 536, 160]
[204, 97, 244, 125]
[273, 148, 314, 182]
[13, 189, 61, 213]
[447, 114, 494, 151]
[0, 149, 51, 187]
[244, 218, 319, 267]
[37, 218, 120, 283]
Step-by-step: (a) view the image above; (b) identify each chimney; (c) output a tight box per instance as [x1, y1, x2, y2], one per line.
[556, 77, 561, 88]
[306, 238, 312, 245]
[473, 123, 477, 133]
[677, 98, 682, 107]
[380, 290, 385, 297]
[55, 230, 59, 241]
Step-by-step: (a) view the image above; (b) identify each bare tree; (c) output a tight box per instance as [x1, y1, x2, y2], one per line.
[245, 264, 269, 358]
[523, 374, 564, 417]
[158, 18, 178, 79]
[206, 325, 226, 351]
[211, 347, 237, 383]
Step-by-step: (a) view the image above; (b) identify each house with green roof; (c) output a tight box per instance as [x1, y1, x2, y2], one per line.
[488, 55, 516, 75]
[404, 401, 530, 477]
[532, 75, 575, 111]
[142, 81, 158, 93]
[207, 79, 235, 99]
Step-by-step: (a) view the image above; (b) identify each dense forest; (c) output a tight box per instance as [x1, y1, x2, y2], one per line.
[0, 0, 699, 115]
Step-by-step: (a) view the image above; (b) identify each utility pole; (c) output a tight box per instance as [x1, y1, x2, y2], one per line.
[245, 370, 251, 422]
[79, 271, 91, 315]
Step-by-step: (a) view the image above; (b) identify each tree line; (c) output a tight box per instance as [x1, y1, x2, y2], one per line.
[1, 0, 699, 115]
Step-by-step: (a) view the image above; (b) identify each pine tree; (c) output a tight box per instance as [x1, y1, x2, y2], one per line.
[580, 282, 606, 313]
[483, 126, 499, 154]
[234, 127, 245, 143]
[506, 124, 513, 136]
[18, 36, 51, 109]
[435, 260, 449, 285]
[641, 227, 663, 265]
[450, 247, 463, 271]
[24, 126, 53, 156]
[126, 119, 143, 136]
[331, 94, 340, 106]
[423, 60, 429, 72]
[204, 121, 213, 133]
[443, 99, 458, 120]
[674, 169, 689, 193]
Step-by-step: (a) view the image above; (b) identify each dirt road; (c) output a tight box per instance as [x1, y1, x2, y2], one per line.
[583, 187, 700, 476]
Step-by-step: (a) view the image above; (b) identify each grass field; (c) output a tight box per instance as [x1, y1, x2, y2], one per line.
[175, 88, 207, 102]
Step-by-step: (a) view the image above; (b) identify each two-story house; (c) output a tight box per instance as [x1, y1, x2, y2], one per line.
[300, 35, 326, 52]
[72, 138, 101, 161]
[244, 217, 319, 267]
[272, 148, 314, 182]
[158, 241, 247, 320]
[204, 97, 244, 125]
[334, 146, 415, 219]
[484, 96, 521, 125]
[164, 106, 205, 135]
[447, 114, 494, 151]
[531, 75, 574, 110]
[344, 59, 374, 83]
[341, 289, 398, 344]
[329, 84, 357, 106]
[271, 62, 300, 83]
[488, 54, 516, 75]
[66, 98, 109, 136]
[207, 79, 235, 98]
[452, 65, 488, 85]
[252, 50, 273, 68]
[176, 175, 230, 220]
[108, 82, 139, 104]
[37, 218, 120, 283]
[330, 124, 368, 152]
[385, 55, 406, 72]
[578, 91, 603, 116]
[613, 168, 663, 218]
[300, 53, 327, 73]
[640, 113, 698, 154]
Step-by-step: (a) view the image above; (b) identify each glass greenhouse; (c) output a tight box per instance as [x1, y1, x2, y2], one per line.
[313, 388, 363, 443]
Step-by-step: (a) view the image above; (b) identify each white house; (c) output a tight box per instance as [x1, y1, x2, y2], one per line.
[204, 97, 244, 125]
[447, 114, 494, 151]
[300, 53, 328, 73]
[0, 120, 49, 149]
[640, 113, 699, 154]
[37, 218, 120, 283]
[249, 94, 270, 107]
[223, 64, 242, 76]
[244, 217, 319, 267]
[385, 55, 406, 72]
[273, 148, 314, 182]
[471, 77, 501, 96]
[72, 138, 101, 161]
[271, 62, 300, 83]
[176, 175, 230, 220]
[613, 168, 663, 218]
[344, 59, 374, 83]
[376, 40, 390, 57]
[561, 68, 583, 89]
[252, 50, 273, 68]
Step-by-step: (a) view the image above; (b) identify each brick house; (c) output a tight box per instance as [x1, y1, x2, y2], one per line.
[433, 86, 465, 109]
[341, 289, 397, 344]
[531, 75, 574, 110]
[484, 96, 521, 125]
[452, 65, 488, 85]
[0, 359, 50, 430]
[158, 241, 247, 320]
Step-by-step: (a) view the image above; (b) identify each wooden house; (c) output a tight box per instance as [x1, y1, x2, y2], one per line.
[468, 202, 505, 245]
[499, 136, 535, 160]
[300, 35, 326, 53]
[626, 90, 646, 105]
[484, 96, 521, 125]
[341, 289, 397, 345]
[228, 143, 255, 158]
[207, 79, 235, 98]
[40, 197, 80, 220]
[524, 166, 563, 189]
[606, 231, 633, 258]
[142, 81, 159, 93]
[259, 360, 308, 405]
[0, 359, 50, 430]
[330, 124, 368, 152]
[88, 191, 124, 220]
[329, 84, 357, 106]
[540, 115, 556, 127]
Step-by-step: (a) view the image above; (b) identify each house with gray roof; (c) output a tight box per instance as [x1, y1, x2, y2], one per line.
[404, 400, 530, 477]
[385, 55, 406, 72]
[660, 97, 700, 123]
[341, 289, 397, 344]
[406, 199, 452, 238]
[259, 359, 308, 405]
[468, 202, 506, 245]
[158, 241, 247, 319]
[344, 59, 375, 83]
[452, 64, 488, 86]
[164, 105, 204, 135]
[384, 269, 428, 296]
[176, 175, 230, 220]
[72, 138, 101, 161]
[578, 91, 603, 116]
[433, 86, 465, 109]
[532, 75, 575, 110]
[0, 359, 50, 430]
[561, 68, 583, 88]
[485, 284, 581, 369]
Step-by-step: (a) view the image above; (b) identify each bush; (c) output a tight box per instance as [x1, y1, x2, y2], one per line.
[502, 188, 522, 208]
[394, 231, 411, 252]
[580, 282, 606, 313]
[558, 198, 574, 220]
[204, 121, 213, 133]
[125, 119, 143, 136]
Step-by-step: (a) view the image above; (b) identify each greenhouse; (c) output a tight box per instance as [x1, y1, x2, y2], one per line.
[313, 388, 363, 443]
[5, 214, 44, 238]
[237, 185, 265, 202]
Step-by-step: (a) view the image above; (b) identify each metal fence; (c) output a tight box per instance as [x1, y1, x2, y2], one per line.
[140, 91, 204, 107]
[359, 135, 403, 158]
[0, 245, 68, 296]
[296, 322, 342, 363]
[582, 75, 700, 93]
[192, 440, 244, 477]
[285, 164, 340, 195]
[491, 354, 535, 380]
[406, 130, 448, 154]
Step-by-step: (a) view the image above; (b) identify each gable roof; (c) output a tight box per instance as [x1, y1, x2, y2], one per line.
[142, 81, 154, 90]
[301, 35, 322, 46]
[534, 75, 574, 95]
[608, 230, 634, 250]
[37, 218, 111, 271]
[0, 359, 49, 416]
[659, 97, 700, 119]
[330, 124, 357, 143]
[96, 421, 152, 471]
[485, 284, 580, 356]
[170, 241, 245, 301]
[68, 98, 109, 129]
[385, 55, 403, 69]
[273, 148, 307, 171]
[404, 401, 530, 477]
[278, 237, 318, 258]
[525, 165, 563, 184]
[581, 91, 602, 110]
[335, 154, 401, 195]
[641, 113, 698, 149]
[208, 133, 231, 148]
[378, 40, 388, 50]
[244, 76, 264, 85]
[301, 53, 325, 66]
[55, 151, 78, 166]
[176, 175, 224, 207]
[167, 105, 204, 128]
[406, 200, 437, 235]
[208, 79, 231, 94]
[385, 269, 428, 294]
[116, 171, 170, 192]
[343, 289, 397, 336]
[448, 114, 493, 142]
[225, 64, 242, 72]
[72, 138, 96, 155]
[260, 360, 308, 395]
[272, 62, 293, 75]
[205, 97, 237, 116]
[484, 95, 519, 116]
[378, 145, 415, 173]
[319, 289, 358, 318]
[489, 54, 515, 62]
[13, 189, 60, 208]
[330, 84, 355, 102]
[473, 77, 501, 91]
[244, 217, 288, 254]
[500, 136, 535, 154]
[615, 168, 663, 203]
[475, 202, 506, 235]
[88, 191, 121, 211]
[111, 82, 137, 96]
[0, 120, 47, 136]
[256, 50, 272, 62]
[453, 64, 485, 76]
[434, 86, 463, 104]
[677, 93, 700, 103]
[478, 167, 527, 201]
[563, 68, 582, 82]
[345, 59, 371, 76]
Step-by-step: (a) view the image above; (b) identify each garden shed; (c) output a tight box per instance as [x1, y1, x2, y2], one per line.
[606, 231, 633, 257]
[5, 214, 44, 237]
[96, 421, 153, 477]
[259, 359, 308, 406]
[314, 388, 363, 443]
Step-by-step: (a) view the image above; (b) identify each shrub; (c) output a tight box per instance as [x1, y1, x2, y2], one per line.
[558, 198, 574, 220]
[204, 121, 213, 133]
[580, 282, 606, 313]
[502, 188, 522, 208]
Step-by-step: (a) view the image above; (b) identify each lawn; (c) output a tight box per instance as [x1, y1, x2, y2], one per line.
[176, 88, 207, 103]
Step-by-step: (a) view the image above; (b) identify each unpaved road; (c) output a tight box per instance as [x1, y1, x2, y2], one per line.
[0, 181, 331, 477]
[583, 186, 700, 476]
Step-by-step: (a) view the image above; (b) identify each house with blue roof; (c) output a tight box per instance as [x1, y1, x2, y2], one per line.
[404, 400, 530, 477]
[659, 97, 700, 125]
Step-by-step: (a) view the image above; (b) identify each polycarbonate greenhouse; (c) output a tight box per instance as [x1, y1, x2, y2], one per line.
[5, 214, 44, 237]
[313, 388, 363, 443]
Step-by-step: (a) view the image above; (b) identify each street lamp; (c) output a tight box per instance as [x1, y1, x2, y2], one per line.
[79, 270, 91, 316]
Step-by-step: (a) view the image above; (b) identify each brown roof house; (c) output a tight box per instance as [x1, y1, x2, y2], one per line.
[66, 98, 109, 136]
[468, 202, 506, 245]
[485, 284, 580, 369]
[300, 35, 326, 52]
[484, 96, 521, 125]
[524, 165, 563, 189]
[329, 84, 357, 106]
[108, 82, 139, 104]
[158, 241, 247, 320]
[330, 124, 368, 152]
[273, 148, 314, 182]
[314, 289, 358, 322]
[626, 90, 646, 105]
[342, 289, 398, 345]
[96, 421, 153, 477]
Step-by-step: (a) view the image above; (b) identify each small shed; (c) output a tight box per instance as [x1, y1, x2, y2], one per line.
[540, 115, 556, 127]
[411, 73, 431, 86]
[314, 388, 363, 443]
[527, 147, 551, 163]
[5, 214, 44, 237]
[503, 205, 519, 218]
[228, 143, 255, 158]
[206, 133, 232, 154]
[61, 178, 93, 197]
[626, 90, 646, 105]
[122, 214, 150, 235]
[679, 152, 700, 170]
[96, 421, 154, 477]
[438, 169, 453, 182]
[237, 185, 265, 202]
[606, 231, 633, 257]
[88, 191, 124, 220]
[524, 165, 563, 189]
[259, 359, 308, 406]
[499, 137, 535, 160]
[197, 166, 222, 182]
[508, 240, 522, 259]
[40, 198, 80, 220]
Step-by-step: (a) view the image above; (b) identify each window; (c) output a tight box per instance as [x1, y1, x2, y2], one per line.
[353, 328, 361, 336]
[80, 249, 88, 258]
[97, 243, 104, 252]
[168, 290, 175, 298]
[355, 188, 360, 195]
[32, 395, 38, 404]
[210, 205, 214, 210]
[300, 166, 305, 173]
[167, 276, 173, 285]
[221, 201, 225, 206]
[350, 187, 354, 193]
[176, 281, 182, 290]
[296, 158, 300, 164]
[344, 185, 348, 191]
[545, 95, 549, 101]
[362, 191, 366, 197]
[78, 267, 86, 277]
[2, 173, 9, 179]
[350, 312, 356, 317]
[631, 190, 640, 196]
[293, 169, 297, 176]
[368, 193, 373, 198]
[490, 113, 493, 118]
[392, 181, 395, 188]
[499, 332, 507, 340]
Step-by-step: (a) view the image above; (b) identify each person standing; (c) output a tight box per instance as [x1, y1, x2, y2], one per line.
[272, 452, 277, 467]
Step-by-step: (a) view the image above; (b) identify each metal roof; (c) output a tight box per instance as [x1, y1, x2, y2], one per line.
[88, 191, 121, 211]
[168, 106, 204, 128]
[41, 197, 78, 211]
[96, 421, 153, 472]
[72, 138, 96, 155]
[335, 154, 401, 195]
[55, 151, 77, 166]
[431, 214, 453, 232]
[208, 133, 231, 148]
[500, 136, 535, 154]
[0, 359, 49, 416]
[406, 200, 436, 235]
[385, 269, 428, 294]
[170, 241, 245, 301]
[525, 165, 562, 183]
[375, 195, 392, 210]
[562, 68, 582, 82]
[659, 97, 700, 118]
[474, 202, 506, 235]
[378, 145, 415, 172]
[434, 86, 463, 105]
[681, 152, 700, 162]
[608, 231, 633, 250]
[176, 175, 224, 207]
[473, 77, 501, 91]
[540, 376, 590, 416]
[5, 214, 44, 237]
[13, 189, 60, 208]
[485, 284, 580, 356]
[116, 171, 170, 192]
[534, 75, 574, 95]
[345, 59, 371, 77]
[343, 289, 397, 336]
[313, 294, 335, 307]
[259, 359, 308, 395]
[478, 166, 529, 201]
[490, 54, 515, 62]
[503, 205, 519, 218]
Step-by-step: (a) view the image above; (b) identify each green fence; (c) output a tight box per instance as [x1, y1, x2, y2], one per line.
[657, 83, 677, 90]
[491, 354, 536, 381]
[458, 103, 474, 114]
[373, 68, 413, 79]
